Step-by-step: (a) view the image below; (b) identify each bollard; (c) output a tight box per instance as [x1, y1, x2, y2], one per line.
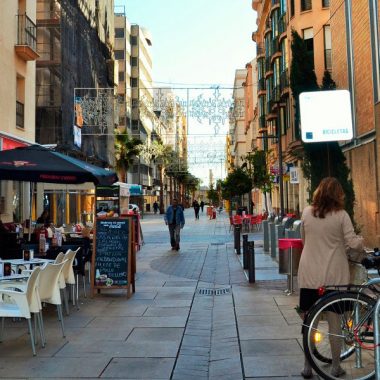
[242, 234, 248, 269]
[234, 225, 241, 255]
[247, 241, 255, 283]
[269, 222, 276, 258]
[263, 220, 269, 253]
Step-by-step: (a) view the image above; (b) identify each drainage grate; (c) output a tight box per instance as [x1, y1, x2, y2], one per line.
[198, 287, 231, 296]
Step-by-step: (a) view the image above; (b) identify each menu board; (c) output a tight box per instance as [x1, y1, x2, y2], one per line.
[92, 218, 132, 296]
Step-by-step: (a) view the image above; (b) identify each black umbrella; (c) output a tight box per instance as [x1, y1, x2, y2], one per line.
[0, 145, 118, 185]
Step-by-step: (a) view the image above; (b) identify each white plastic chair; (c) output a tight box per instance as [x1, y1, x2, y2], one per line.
[62, 250, 78, 310]
[38, 261, 66, 338]
[54, 252, 65, 264]
[0, 266, 41, 355]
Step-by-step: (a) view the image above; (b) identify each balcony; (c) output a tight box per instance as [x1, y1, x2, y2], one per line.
[15, 14, 39, 61]
[265, 58, 272, 73]
[280, 70, 289, 92]
[258, 78, 266, 92]
[16, 101, 24, 129]
[272, 86, 281, 103]
[256, 43, 265, 57]
[278, 14, 287, 37]
[271, 37, 280, 56]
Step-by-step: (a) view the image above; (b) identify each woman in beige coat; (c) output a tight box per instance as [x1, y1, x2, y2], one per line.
[298, 177, 364, 378]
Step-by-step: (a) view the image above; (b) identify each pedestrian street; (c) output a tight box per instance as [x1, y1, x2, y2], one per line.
[0, 208, 310, 379]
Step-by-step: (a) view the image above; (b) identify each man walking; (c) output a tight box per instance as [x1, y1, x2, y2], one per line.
[200, 200, 205, 213]
[164, 198, 185, 251]
[192, 199, 200, 220]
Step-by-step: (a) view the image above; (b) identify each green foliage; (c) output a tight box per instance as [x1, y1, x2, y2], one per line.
[221, 168, 252, 200]
[322, 70, 337, 90]
[290, 31, 356, 225]
[114, 130, 142, 182]
[207, 184, 219, 205]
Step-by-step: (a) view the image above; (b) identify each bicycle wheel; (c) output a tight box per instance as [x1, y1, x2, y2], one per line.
[303, 291, 376, 380]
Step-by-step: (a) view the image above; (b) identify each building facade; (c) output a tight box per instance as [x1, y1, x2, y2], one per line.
[330, 0, 380, 245]
[0, 0, 39, 222]
[252, 0, 330, 216]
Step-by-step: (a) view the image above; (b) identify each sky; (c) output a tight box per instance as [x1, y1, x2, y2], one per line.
[114, 0, 257, 184]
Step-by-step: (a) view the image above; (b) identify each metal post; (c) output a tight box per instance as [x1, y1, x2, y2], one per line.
[277, 101, 285, 218]
[289, 247, 294, 295]
[374, 298, 380, 379]
[242, 234, 248, 269]
[263, 220, 269, 252]
[270, 222, 276, 258]
[234, 225, 241, 255]
[248, 241, 255, 283]
[354, 302, 363, 368]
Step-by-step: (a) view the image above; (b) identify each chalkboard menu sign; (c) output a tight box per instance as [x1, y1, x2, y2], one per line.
[92, 217, 133, 296]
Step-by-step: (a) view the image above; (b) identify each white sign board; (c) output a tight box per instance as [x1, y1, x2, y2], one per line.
[289, 167, 299, 184]
[299, 90, 353, 143]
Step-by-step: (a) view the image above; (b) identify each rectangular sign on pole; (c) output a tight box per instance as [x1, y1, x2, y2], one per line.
[299, 90, 353, 143]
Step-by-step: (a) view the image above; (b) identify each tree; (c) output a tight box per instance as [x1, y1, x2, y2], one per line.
[207, 184, 219, 206]
[221, 168, 252, 210]
[242, 149, 273, 213]
[290, 31, 357, 225]
[290, 29, 319, 138]
[114, 129, 142, 182]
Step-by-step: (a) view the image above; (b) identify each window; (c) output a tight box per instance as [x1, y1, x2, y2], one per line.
[118, 71, 125, 82]
[130, 57, 138, 66]
[290, 0, 295, 16]
[323, 25, 332, 70]
[280, 0, 287, 14]
[322, 0, 330, 7]
[16, 75, 25, 129]
[130, 36, 137, 45]
[301, 0, 312, 12]
[130, 78, 138, 88]
[114, 50, 124, 60]
[303, 28, 314, 69]
[115, 28, 125, 38]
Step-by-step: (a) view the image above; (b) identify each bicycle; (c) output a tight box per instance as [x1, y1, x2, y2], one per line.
[302, 251, 380, 380]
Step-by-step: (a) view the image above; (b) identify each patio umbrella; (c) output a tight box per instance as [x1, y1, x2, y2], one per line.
[0, 145, 118, 185]
[0, 145, 118, 240]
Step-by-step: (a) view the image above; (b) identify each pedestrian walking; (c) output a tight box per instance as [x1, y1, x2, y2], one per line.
[297, 177, 364, 379]
[200, 200, 205, 213]
[153, 201, 159, 214]
[164, 198, 185, 251]
[192, 199, 200, 220]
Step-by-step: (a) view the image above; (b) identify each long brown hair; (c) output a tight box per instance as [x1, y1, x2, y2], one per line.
[312, 177, 345, 218]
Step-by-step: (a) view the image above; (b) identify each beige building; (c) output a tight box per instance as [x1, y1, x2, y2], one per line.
[0, 0, 39, 222]
[229, 69, 248, 168]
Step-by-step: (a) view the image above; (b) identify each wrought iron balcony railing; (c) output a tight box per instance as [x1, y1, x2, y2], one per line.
[256, 43, 265, 56]
[16, 101, 24, 129]
[258, 78, 266, 92]
[16, 14, 37, 52]
[278, 14, 287, 35]
[280, 70, 289, 92]
[271, 37, 280, 55]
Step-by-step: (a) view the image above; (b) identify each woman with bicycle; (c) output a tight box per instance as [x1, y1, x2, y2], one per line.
[298, 177, 364, 379]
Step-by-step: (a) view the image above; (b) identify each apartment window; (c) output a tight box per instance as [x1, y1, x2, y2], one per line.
[130, 78, 138, 88]
[16, 75, 25, 129]
[322, 0, 330, 7]
[280, 38, 288, 71]
[119, 71, 125, 82]
[115, 28, 125, 38]
[130, 57, 138, 66]
[323, 25, 332, 70]
[301, 0, 312, 12]
[303, 28, 314, 69]
[290, 0, 295, 17]
[130, 36, 138, 45]
[114, 50, 124, 60]
[280, 0, 287, 14]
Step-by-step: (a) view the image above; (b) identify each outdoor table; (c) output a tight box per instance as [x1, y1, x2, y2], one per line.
[0, 274, 29, 282]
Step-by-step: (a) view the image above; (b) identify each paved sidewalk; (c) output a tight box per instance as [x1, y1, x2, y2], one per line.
[0, 209, 309, 379]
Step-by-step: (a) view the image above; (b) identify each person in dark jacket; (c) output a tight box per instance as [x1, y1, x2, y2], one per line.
[192, 200, 200, 220]
[200, 200, 205, 213]
[164, 198, 185, 251]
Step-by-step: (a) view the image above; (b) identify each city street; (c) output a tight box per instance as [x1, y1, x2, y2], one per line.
[0, 208, 308, 379]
